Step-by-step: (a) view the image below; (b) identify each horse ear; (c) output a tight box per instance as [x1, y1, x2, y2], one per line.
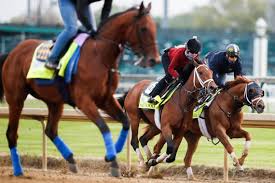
[146, 2, 152, 13]
[139, 1, 145, 15]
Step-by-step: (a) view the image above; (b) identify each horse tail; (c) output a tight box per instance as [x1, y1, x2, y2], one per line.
[117, 91, 128, 108]
[0, 53, 8, 102]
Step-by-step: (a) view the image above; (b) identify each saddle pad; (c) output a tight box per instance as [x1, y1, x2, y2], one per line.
[138, 82, 181, 109]
[192, 89, 222, 119]
[27, 33, 89, 81]
[26, 41, 55, 79]
[36, 41, 53, 61]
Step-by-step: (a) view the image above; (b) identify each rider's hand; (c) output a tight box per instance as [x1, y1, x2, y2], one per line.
[88, 29, 97, 38]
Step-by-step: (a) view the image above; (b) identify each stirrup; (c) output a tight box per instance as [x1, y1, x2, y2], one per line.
[147, 96, 156, 103]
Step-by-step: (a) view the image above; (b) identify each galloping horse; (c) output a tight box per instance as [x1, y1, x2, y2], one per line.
[0, 2, 160, 177]
[148, 76, 265, 179]
[118, 61, 217, 170]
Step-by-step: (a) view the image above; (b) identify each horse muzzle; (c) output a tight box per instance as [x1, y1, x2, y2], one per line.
[134, 56, 160, 68]
[252, 97, 265, 113]
[207, 81, 218, 95]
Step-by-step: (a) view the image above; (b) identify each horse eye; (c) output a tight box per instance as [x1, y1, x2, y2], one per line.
[140, 27, 147, 33]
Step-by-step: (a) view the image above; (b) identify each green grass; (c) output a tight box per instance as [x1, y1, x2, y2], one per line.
[0, 99, 274, 169]
[0, 118, 275, 169]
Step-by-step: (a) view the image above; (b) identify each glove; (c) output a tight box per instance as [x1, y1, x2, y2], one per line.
[88, 29, 97, 38]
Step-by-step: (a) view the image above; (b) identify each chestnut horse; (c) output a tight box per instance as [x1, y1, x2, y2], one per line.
[0, 2, 160, 177]
[146, 76, 265, 179]
[119, 61, 217, 170]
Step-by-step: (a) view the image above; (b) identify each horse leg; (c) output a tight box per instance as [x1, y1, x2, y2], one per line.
[101, 96, 129, 153]
[216, 128, 243, 171]
[6, 102, 24, 176]
[183, 131, 201, 180]
[164, 133, 184, 163]
[44, 103, 78, 173]
[149, 125, 174, 166]
[127, 111, 145, 168]
[152, 134, 166, 158]
[76, 96, 119, 177]
[228, 128, 252, 166]
[139, 126, 160, 160]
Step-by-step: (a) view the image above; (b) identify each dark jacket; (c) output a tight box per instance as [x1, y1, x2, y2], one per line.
[71, 0, 113, 31]
[206, 51, 243, 77]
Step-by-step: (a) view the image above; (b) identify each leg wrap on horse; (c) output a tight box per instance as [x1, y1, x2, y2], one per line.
[10, 147, 23, 176]
[53, 136, 73, 160]
[115, 128, 128, 153]
[102, 132, 116, 161]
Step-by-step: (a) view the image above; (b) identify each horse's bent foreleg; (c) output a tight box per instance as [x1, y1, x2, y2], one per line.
[165, 133, 184, 163]
[6, 103, 24, 176]
[76, 95, 119, 177]
[139, 126, 160, 160]
[45, 103, 78, 172]
[102, 96, 129, 153]
[228, 128, 252, 166]
[148, 125, 173, 166]
[152, 134, 166, 158]
[183, 131, 201, 180]
[216, 127, 243, 171]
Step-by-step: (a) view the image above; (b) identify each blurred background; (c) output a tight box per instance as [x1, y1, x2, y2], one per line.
[0, 0, 274, 112]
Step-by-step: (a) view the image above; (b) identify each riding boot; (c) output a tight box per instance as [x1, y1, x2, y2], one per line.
[45, 58, 59, 70]
[148, 75, 172, 103]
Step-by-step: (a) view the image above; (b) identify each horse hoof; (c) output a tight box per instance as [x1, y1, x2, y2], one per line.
[68, 163, 78, 173]
[147, 159, 157, 167]
[110, 167, 121, 177]
[188, 175, 197, 181]
[237, 166, 244, 172]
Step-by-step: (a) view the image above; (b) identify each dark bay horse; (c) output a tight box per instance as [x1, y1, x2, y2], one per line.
[148, 76, 265, 179]
[119, 61, 217, 170]
[0, 2, 160, 177]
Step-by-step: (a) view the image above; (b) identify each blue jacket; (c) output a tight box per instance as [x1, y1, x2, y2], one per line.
[206, 51, 243, 77]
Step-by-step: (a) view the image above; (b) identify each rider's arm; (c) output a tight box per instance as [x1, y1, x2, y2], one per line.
[76, 0, 93, 31]
[101, 0, 113, 22]
[168, 50, 180, 79]
[234, 59, 244, 78]
[213, 72, 225, 87]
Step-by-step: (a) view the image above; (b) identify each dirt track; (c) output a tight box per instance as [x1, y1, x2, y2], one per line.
[1, 155, 275, 183]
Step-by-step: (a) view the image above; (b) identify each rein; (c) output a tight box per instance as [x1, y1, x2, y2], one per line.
[179, 65, 213, 113]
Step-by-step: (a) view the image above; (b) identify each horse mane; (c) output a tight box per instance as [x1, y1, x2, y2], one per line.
[97, 7, 138, 32]
[224, 76, 252, 89]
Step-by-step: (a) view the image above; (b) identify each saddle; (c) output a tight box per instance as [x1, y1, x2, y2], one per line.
[139, 80, 181, 109]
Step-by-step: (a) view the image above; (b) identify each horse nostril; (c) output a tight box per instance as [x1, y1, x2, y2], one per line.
[149, 58, 156, 66]
[258, 104, 265, 109]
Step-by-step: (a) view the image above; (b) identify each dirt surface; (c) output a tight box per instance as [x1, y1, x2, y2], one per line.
[0, 155, 275, 183]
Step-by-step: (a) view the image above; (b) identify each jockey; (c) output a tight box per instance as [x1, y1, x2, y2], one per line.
[205, 43, 244, 88]
[45, 0, 113, 70]
[148, 37, 202, 104]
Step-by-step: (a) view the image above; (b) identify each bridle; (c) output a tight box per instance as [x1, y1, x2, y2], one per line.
[217, 82, 264, 118]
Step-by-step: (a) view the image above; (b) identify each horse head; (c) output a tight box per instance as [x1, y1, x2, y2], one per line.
[224, 76, 265, 113]
[191, 60, 217, 94]
[244, 81, 265, 113]
[124, 2, 160, 67]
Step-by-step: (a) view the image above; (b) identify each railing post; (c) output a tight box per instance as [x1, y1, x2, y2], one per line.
[224, 148, 228, 182]
[39, 119, 47, 171]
